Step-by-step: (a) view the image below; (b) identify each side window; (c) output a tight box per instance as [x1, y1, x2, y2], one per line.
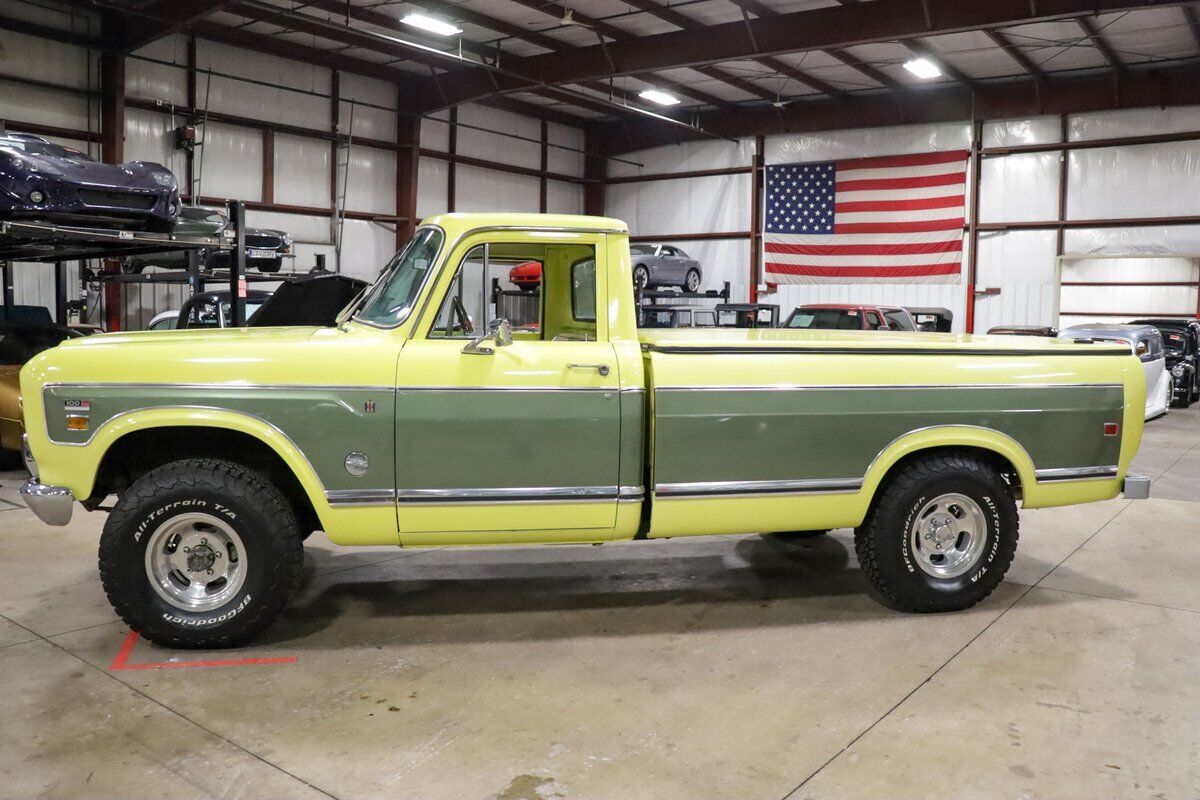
[184, 300, 220, 329]
[428, 240, 598, 341]
[864, 312, 885, 330]
[884, 310, 914, 331]
[571, 258, 597, 322]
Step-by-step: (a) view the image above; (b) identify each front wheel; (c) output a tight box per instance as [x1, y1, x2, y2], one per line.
[98, 458, 304, 648]
[855, 451, 1018, 613]
[633, 264, 650, 290]
[682, 268, 701, 293]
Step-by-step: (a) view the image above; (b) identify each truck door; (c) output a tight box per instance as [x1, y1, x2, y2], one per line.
[393, 231, 623, 542]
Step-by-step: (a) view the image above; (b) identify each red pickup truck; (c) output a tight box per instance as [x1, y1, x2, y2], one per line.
[783, 303, 916, 331]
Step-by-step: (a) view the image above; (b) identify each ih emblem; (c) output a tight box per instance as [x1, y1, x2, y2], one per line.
[364, 399, 376, 413]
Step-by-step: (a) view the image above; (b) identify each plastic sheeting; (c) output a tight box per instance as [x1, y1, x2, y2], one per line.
[339, 219, 399, 279]
[1064, 225, 1200, 256]
[1070, 106, 1200, 141]
[273, 133, 331, 209]
[979, 152, 1060, 223]
[0, 81, 95, 133]
[1061, 256, 1199, 329]
[127, 34, 187, 105]
[342, 145, 396, 215]
[455, 165, 539, 213]
[421, 112, 451, 152]
[1067, 140, 1200, 220]
[764, 122, 970, 165]
[416, 157, 449, 218]
[456, 105, 541, 170]
[972, 229, 1058, 331]
[546, 181, 584, 215]
[197, 121, 263, 202]
[195, 41, 330, 131]
[547, 123, 584, 178]
[124, 107, 187, 180]
[982, 117, 1061, 148]
[608, 139, 751, 179]
[0, 28, 94, 89]
[339, 73, 396, 144]
[607, 173, 750, 237]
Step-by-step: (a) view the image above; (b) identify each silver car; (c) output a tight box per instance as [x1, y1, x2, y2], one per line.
[630, 244, 703, 292]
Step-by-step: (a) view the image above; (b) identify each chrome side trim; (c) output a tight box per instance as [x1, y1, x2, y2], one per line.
[44, 382, 393, 393]
[1034, 465, 1120, 482]
[644, 344, 1131, 357]
[394, 485, 623, 504]
[654, 478, 863, 498]
[654, 383, 1124, 392]
[396, 386, 614, 393]
[325, 489, 397, 506]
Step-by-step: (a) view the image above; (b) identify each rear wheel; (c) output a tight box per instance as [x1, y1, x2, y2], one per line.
[98, 458, 303, 648]
[855, 451, 1018, 613]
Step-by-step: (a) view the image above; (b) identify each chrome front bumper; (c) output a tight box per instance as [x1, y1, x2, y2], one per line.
[1122, 474, 1151, 500]
[19, 434, 74, 526]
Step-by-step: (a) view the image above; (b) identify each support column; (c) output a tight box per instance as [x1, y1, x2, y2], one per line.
[54, 261, 68, 324]
[539, 120, 549, 214]
[185, 35, 197, 199]
[227, 200, 246, 327]
[262, 128, 275, 205]
[100, 51, 125, 332]
[965, 120, 983, 334]
[396, 114, 421, 247]
[750, 134, 764, 303]
[446, 108, 457, 213]
[583, 131, 606, 217]
[1, 261, 13, 315]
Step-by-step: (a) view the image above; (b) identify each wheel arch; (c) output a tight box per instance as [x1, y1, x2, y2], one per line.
[859, 426, 1034, 509]
[82, 407, 328, 534]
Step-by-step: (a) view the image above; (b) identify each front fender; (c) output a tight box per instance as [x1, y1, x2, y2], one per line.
[36, 406, 330, 518]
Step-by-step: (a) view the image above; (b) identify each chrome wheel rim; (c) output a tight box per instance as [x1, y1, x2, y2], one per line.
[634, 268, 648, 289]
[686, 271, 699, 291]
[144, 512, 246, 612]
[908, 493, 987, 579]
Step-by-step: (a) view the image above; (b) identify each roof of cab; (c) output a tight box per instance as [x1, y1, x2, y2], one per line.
[419, 212, 627, 235]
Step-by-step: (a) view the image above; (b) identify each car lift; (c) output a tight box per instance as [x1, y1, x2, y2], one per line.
[0, 201, 256, 330]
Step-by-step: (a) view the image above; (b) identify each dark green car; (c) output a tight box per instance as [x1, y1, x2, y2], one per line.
[122, 205, 292, 273]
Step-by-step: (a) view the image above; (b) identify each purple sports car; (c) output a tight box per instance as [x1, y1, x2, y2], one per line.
[0, 132, 180, 232]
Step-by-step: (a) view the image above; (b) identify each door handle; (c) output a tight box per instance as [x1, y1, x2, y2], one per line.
[568, 363, 610, 376]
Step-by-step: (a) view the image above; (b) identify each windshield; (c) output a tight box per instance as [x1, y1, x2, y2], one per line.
[1164, 332, 1186, 352]
[355, 227, 444, 327]
[0, 138, 94, 162]
[786, 309, 862, 330]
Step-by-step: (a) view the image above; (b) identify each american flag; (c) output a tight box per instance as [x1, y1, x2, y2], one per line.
[763, 150, 968, 284]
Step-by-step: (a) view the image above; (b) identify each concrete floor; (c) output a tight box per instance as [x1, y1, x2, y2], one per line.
[1, 411, 1199, 800]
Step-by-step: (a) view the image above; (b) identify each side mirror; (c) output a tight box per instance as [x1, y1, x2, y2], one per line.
[462, 318, 513, 355]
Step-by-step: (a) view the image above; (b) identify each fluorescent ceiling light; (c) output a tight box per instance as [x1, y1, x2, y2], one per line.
[903, 57, 942, 79]
[401, 12, 462, 36]
[639, 89, 681, 106]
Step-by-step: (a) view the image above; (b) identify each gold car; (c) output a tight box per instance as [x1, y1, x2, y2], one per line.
[1, 326, 76, 454]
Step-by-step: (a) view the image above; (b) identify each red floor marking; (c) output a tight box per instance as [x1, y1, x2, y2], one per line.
[109, 630, 297, 671]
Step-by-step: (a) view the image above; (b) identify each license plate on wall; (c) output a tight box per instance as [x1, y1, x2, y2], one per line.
[247, 248, 276, 259]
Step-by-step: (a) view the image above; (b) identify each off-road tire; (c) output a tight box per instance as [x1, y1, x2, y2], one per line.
[854, 452, 1018, 613]
[98, 458, 303, 648]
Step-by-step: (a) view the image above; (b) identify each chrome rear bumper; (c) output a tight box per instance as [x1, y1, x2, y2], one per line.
[1122, 474, 1151, 500]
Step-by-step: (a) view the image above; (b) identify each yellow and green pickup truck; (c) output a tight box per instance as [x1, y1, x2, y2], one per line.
[20, 213, 1150, 648]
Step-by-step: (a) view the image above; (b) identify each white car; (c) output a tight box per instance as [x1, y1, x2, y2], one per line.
[1058, 323, 1172, 420]
[146, 310, 178, 331]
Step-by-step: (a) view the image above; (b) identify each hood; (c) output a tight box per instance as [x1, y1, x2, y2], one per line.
[250, 274, 366, 327]
[15, 150, 176, 190]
